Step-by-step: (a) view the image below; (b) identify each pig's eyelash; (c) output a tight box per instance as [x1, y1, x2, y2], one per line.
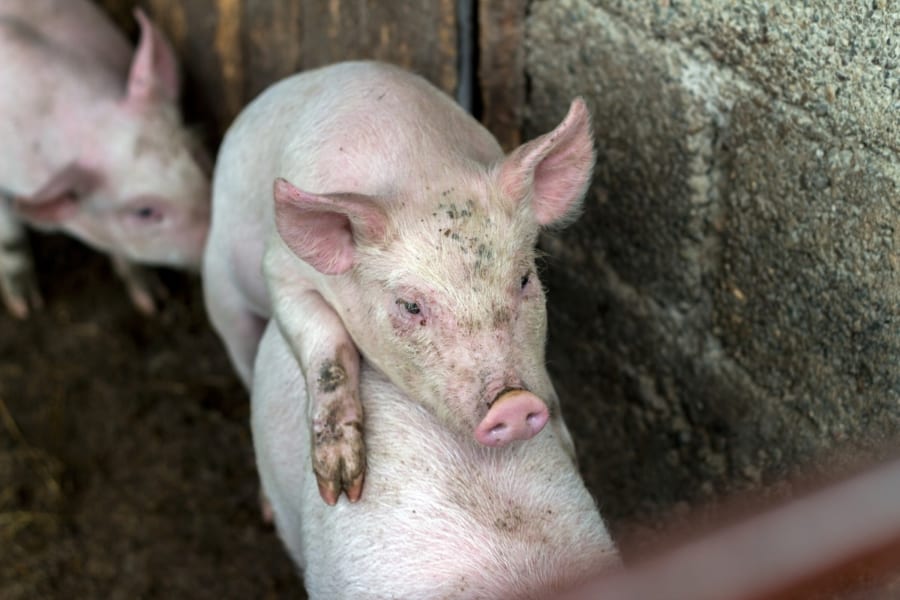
[395, 299, 421, 315]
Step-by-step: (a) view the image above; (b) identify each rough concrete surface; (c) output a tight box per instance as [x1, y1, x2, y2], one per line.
[601, 0, 900, 153]
[0, 236, 304, 599]
[526, 0, 899, 555]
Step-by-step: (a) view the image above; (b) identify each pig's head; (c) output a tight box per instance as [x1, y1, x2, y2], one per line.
[15, 9, 210, 271]
[274, 99, 594, 447]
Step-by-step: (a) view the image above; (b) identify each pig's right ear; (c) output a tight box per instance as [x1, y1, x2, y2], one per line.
[124, 9, 180, 108]
[14, 164, 99, 224]
[498, 98, 594, 228]
[273, 178, 387, 275]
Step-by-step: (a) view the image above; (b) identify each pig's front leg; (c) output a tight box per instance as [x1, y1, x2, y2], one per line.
[273, 288, 365, 505]
[109, 255, 166, 316]
[0, 201, 42, 318]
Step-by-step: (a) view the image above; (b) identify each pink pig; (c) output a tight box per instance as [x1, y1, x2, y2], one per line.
[0, 0, 210, 317]
[252, 321, 619, 598]
[203, 61, 594, 504]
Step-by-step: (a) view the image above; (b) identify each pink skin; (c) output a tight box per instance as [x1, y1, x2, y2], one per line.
[269, 97, 593, 491]
[0, 1, 210, 316]
[204, 63, 594, 506]
[274, 180, 557, 451]
[11, 8, 210, 269]
[273, 98, 594, 440]
[251, 322, 620, 597]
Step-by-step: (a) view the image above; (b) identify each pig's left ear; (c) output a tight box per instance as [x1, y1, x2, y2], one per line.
[498, 98, 594, 227]
[124, 9, 180, 107]
[273, 178, 388, 275]
[14, 163, 100, 225]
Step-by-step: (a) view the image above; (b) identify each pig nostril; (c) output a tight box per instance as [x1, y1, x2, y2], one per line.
[477, 391, 550, 446]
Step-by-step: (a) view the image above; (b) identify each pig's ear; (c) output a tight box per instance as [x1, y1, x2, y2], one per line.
[273, 178, 387, 275]
[498, 98, 594, 227]
[125, 9, 180, 107]
[14, 164, 99, 224]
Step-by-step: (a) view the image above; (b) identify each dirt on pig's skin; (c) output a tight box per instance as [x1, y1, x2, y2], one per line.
[0, 232, 305, 599]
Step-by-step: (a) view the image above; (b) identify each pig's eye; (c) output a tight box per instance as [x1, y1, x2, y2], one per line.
[520, 272, 530, 289]
[133, 206, 164, 223]
[396, 299, 421, 315]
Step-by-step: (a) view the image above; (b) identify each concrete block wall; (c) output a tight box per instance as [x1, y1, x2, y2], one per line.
[524, 0, 899, 544]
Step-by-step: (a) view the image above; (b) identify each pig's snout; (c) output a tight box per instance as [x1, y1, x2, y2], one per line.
[474, 390, 549, 447]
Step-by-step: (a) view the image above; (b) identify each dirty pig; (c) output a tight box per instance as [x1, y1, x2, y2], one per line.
[0, 0, 210, 316]
[252, 321, 619, 598]
[203, 61, 595, 504]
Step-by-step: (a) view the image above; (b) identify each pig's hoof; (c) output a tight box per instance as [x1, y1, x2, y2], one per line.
[110, 257, 167, 316]
[0, 264, 43, 319]
[123, 268, 168, 316]
[311, 417, 366, 506]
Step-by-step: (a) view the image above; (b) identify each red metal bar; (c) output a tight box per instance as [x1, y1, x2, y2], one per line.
[561, 458, 900, 600]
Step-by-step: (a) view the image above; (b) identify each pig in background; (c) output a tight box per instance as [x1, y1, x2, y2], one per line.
[252, 321, 619, 599]
[203, 61, 594, 504]
[0, 0, 210, 317]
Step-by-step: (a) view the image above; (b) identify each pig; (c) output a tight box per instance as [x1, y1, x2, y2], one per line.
[0, 0, 210, 317]
[203, 61, 594, 505]
[252, 321, 619, 598]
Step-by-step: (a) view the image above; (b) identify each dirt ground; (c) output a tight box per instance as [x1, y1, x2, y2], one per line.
[0, 233, 304, 599]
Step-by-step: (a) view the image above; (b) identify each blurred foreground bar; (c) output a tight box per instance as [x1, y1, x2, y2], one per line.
[564, 457, 900, 600]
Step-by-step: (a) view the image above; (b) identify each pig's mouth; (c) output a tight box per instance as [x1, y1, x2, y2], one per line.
[478, 377, 526, 412]
[489, 386, 526, 408]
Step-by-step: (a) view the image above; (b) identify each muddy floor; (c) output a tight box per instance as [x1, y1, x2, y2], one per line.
[0, 233, 304, 599]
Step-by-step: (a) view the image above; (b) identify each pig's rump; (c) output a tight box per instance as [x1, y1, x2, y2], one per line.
[251, 323, 617, 599]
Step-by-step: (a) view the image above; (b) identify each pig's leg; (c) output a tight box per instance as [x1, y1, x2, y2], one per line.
[0, 202, 42, 318]
[203, 268, 266, 388]
[109, 255, 167, 316]
[273, 289, 365, 505]
[220, 308, 266, 388]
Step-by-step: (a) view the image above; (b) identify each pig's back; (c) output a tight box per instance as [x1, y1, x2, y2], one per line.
[0, 0, 127, 193]
[223, 61, 503, 200]
[252, 323, 617, 599]
[281, 61, 504, 197]
[0, 0, 131, 74]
